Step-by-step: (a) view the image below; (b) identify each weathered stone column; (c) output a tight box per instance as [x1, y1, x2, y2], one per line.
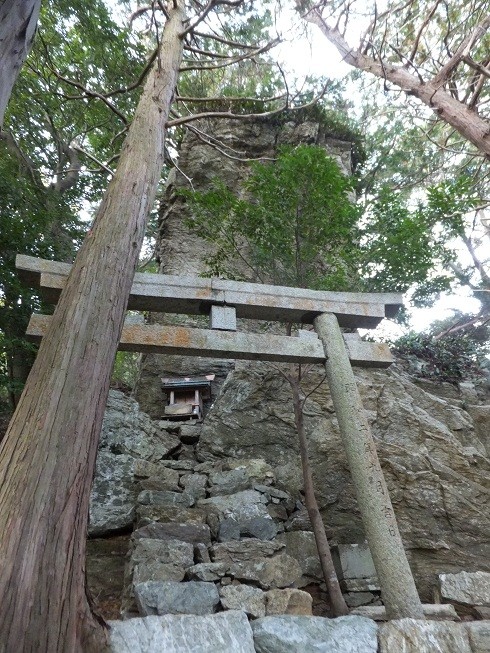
[314, 312, 424, 619]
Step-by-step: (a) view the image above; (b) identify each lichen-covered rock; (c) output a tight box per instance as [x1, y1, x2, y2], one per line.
[277, 531, 322, 584]
[137, 489, 195, 508]
[219, 584, 266, 618]
[89, 390, 180, 535]
[197, 364, 490, 599]
[229, 553, 302, 590]
[378, 619, 472, 653]
[135, 505, 207, 528]
[265, 589, 313, 616]
[198, 489, 269, 522]
[132, 522, 211, 545]
[210, 539, 285, 564]
[464, 621, 490, 653]
[135, 580, 220, 616]
[438, 571, 490, 606]
[251, 615, 378, 653]
[208, 468, 251, 496]
[109, 610, 256, 653]
[186, 562, 227, 582]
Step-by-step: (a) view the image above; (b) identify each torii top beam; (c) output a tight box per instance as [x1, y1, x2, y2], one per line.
[16, 255, 403, 329]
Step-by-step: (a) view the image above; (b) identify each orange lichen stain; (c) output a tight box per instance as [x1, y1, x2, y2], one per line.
[195, 289, 213, 299]
[169, 327, 192, 347]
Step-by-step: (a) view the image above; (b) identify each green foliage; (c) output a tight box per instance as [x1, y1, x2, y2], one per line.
[183, 145, 360, 290]
[0, 0, 149, 407]
[182, 144, 481, 312]
[111, 351, 140, 392]
[392, 332, 489, 384]
[359, 187, 452, 299]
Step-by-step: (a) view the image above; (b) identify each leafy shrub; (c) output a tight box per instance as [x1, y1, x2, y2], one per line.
[392, 332, 488, 383]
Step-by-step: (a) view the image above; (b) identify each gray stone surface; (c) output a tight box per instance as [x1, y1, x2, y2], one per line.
[277, 531, 322, 584]
[240, 517, 278, 540]
[135, 580, 220, 616]
[251, 615, 378, 653]
[132, 522, 211, 545]
[186, 562, 227, 582]
[180, 472, 207, 501]
[265, 589, 313, 616]
[439, 571, 490, 606]
[218, 517, 241, 542]
[229, 553, 303, 590]
[208, 468, 251, 496]
[109, 610, 256, 653]
[89, 390, 180, 535]
[333, 542, 377, 580]
[378, 619, 472, 653]
[138, 489, 194, 508]
[219, 584, 266, 618]
[130, 538, 194, 586]
[351, 604, 458, 621]
[135, 504, 207, 528]
[464, 621, 490, 653]
[198, 489, 269, 522]
[211, 539, 285, 564]
[197, 364, 490, 600]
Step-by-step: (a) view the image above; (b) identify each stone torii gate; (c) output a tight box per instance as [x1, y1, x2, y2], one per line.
[17, 254, 424, 620]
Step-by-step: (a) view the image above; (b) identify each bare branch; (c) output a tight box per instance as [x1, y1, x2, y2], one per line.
[192, 29, 258, 50]
[179, 37, 280, 72]
[72, 145, 115, 176]
[180, 0, 245, 39]
[38, 65, 129, 124]
[408, 0, 442, 64]
[175, 92, 285, 103]
[432, 15, 490, 88]
[167, 80, 327, 127]
[463, 55, 490, 80]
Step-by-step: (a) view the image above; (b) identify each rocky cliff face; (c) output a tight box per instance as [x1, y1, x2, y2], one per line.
[134, 116, 354, 418]
[196, 362, 490, 601]
[93, 116, 490, 625]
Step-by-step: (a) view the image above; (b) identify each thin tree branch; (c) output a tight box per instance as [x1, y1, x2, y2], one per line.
[72, 145, 115, 176]
[167, 83, 327, 127]
[180, 0, 244, 39]
[432, 15, 490, 87]
[192, 29, 258, 49]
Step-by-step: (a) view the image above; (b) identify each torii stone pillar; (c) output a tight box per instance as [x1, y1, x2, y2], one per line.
[314, 312, 424, 620]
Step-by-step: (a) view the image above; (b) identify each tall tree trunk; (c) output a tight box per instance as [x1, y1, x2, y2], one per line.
[288, 370, 349, 617]
[0, 3, 185, 651]
[0, 0, 41, 127]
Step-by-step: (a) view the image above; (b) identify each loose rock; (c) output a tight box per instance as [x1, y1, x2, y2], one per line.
[134, 580, 220, 616]
[109, 610, 256, 653]
[251, 615, 378, 653]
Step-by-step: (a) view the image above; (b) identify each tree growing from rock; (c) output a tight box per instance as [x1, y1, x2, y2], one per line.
[184, 144, 361, 616]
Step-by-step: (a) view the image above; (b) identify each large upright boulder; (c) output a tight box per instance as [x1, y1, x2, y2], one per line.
[197, 363, 490, 599]
[89, 390, 180, 535]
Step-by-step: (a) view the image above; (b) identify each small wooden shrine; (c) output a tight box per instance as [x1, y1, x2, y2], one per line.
[161, 374, 215, 421]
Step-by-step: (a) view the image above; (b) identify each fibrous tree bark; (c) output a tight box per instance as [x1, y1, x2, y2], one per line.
[0, 2, 185, 650]
[298, 2, 490, 157]
[0, 0, 41, 127]
[288, 367, 349, 617]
